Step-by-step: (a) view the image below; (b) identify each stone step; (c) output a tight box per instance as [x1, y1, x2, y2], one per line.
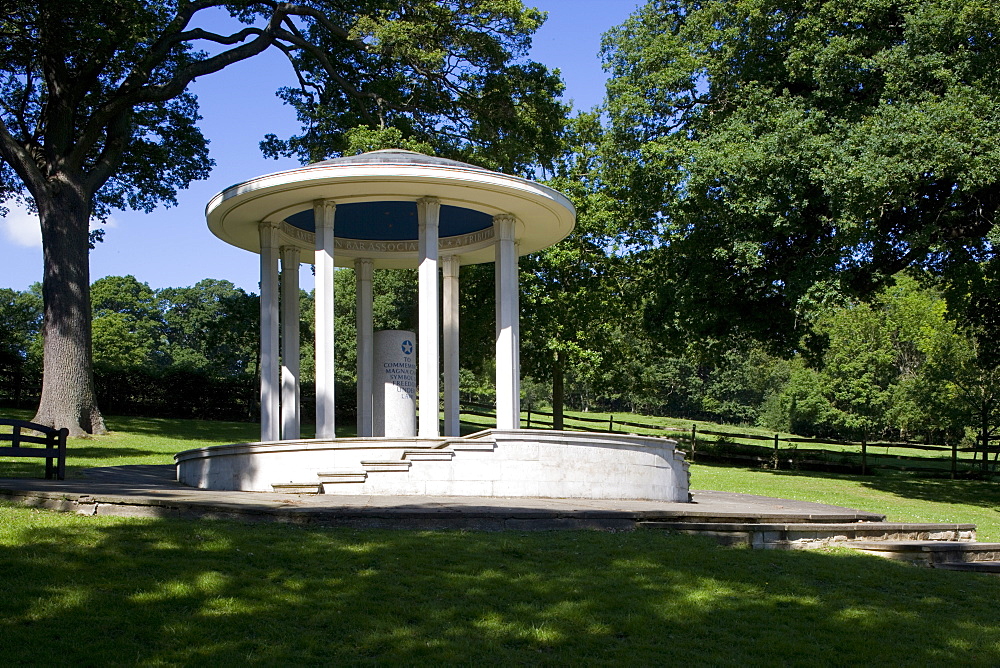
[317, 470, 367, 483]
[847, 541, 1000, 566]
[271, 482, 322, 494]
[361, 460, 412, 473]
[933, 561, 1000, 574]
[449, 441, 496, 451]
[402, 449, 455, 461]
[637, 521, 976, 549]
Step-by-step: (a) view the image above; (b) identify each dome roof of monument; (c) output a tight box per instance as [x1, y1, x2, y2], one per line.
[206, 149, 576, 269]
[309, 149, 491, 172]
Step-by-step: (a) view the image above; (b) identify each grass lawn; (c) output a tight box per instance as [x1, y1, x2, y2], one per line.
[0, 410, 344, 476]
[692, 463, 1000, 542]
[2, 503, 1000, 665]
[2, 414, 1000, 663]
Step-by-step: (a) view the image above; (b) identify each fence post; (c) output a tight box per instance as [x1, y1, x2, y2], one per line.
[609, 415, 614, 432]
[691, 424, 697, 463]
[951, 441, 957, 480]
[772, 434, 780, 470]
[527, 410, 531, 429]
[861, 438, 868, 475]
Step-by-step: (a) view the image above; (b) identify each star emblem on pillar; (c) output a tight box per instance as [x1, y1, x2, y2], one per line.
[401, 340, 413, 355]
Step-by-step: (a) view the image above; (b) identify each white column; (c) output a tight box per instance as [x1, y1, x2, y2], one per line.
[494, 214, 520, 430]
[314, 199, 337, 439]
[441, 254, 460, 437]
[259, 221, 281, 442]
[417, 196, 440, 438]
[355, 258, 374, 437]
[280, 245, 301, 440]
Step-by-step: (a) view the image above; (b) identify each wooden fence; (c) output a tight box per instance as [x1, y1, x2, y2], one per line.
[461, 402, 994, 478]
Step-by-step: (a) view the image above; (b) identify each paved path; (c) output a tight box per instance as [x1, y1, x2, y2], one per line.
[0, 465, 884, 530]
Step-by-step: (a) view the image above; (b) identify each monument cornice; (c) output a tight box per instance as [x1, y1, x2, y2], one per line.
[276, 221, 495, 259]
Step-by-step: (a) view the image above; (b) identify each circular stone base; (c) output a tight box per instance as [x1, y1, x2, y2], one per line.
[174, 429, 690, 502]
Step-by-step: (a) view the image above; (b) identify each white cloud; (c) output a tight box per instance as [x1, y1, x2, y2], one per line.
[1, 202, 41, 248]
[94, 214, 118, 231]
[0, 203, 119, 249]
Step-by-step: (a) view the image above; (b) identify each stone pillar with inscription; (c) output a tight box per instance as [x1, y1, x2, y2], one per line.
[373, 330, 417, 438]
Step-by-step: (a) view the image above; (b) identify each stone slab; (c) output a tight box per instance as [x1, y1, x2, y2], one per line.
[0, 465, 884, 532]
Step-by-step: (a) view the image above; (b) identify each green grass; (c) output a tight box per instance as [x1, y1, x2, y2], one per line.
[2, 504, 1000, 665]
[692, 463, 1000, 541]
[0, 410, 352, 477]
[2, 414, 1000, 663]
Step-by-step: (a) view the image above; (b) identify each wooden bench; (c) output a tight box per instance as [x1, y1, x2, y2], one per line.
[0, 419, 68, 480]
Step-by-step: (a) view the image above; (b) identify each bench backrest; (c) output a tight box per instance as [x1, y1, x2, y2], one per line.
[0, 419, 68, 446]
[0, 419, 69, 480]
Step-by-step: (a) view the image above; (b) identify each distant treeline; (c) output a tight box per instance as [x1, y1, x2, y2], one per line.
[2, 272, 998, 465]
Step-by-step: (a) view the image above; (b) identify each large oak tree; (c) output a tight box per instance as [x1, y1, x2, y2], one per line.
[0, 0, 565, 435]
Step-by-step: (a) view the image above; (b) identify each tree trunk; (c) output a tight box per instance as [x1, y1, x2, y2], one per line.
[32, 178, 107, 436]
[552, 350, 564, 431]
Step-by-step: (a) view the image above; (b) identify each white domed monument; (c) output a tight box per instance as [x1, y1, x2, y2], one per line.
[175, 150, 690, 501]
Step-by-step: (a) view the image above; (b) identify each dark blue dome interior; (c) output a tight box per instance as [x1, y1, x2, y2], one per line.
[284, 201, 492, 241]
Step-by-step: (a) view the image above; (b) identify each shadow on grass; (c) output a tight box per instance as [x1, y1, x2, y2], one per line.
[1, 510, 998, 665]
[0, 461, 58, 478]
[857, 474, 1000, 510]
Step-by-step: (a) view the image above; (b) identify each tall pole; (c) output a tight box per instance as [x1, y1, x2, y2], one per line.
[314, 199, 337, 439]
[258, 221, 281, 442]
[442, 254, 460, 437]
[355, 258, 374, 437]
[280, 245, 301, 440]
[417, 197, 441, 438]
[494, 214, 520, 430]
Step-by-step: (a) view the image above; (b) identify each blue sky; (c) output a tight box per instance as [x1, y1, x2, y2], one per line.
[0, 1, 641, 295]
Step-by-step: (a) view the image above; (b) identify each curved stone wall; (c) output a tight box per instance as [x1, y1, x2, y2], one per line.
[175, 429, 690, 503]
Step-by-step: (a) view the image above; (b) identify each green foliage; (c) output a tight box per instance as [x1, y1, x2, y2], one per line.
[701, 347, 789, 425]
[0, 1, 214, 218]
[158, 279, 258, 376]
[341, 125, 435, 156]
[602, 0, 1000, 353]
[90, 275, 163, 372]
[0, 286, 41, 367]
[759, 360, 837, 437]
[520, 113, 624, 418]
[813, 300, 898, 438]
[259, 1, 567, 174]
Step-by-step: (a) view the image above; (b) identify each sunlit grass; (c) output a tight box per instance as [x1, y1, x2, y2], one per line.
[692, 463, 1000, 541]
[0, 409, 350, 477]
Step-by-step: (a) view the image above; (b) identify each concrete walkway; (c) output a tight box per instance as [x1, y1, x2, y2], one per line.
[0, 465, 884, 531]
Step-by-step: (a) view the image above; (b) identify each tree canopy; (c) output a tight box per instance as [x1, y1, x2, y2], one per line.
[602, 0, 1000, 353]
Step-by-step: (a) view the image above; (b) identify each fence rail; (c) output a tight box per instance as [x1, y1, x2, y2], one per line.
[461, 402, 989, 478]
